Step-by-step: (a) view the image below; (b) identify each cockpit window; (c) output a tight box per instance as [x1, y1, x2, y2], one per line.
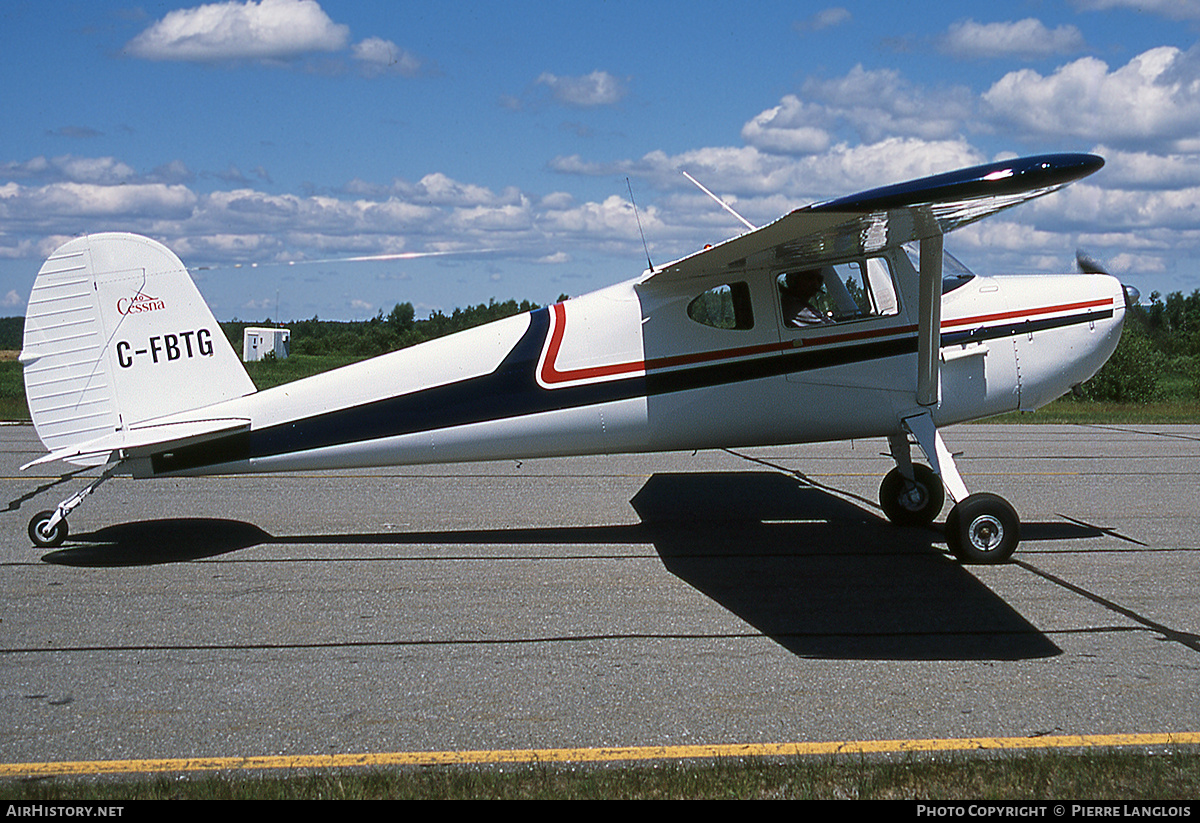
[778, 257, 899, 328]
[687, 281, 754, 330]
[903, 243, 976, 294]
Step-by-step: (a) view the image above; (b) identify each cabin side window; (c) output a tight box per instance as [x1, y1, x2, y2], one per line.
[687, 282, 754, 330]
[778, 258, 899, 328]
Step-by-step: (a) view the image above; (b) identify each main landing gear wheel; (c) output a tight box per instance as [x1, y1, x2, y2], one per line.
[879, 464, 944, 527]
[945, 493, 1020, 564]
[28, 510, 68, 549]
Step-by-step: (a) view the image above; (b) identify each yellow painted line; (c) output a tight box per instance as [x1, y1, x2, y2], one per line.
[3, 733, 1198, 778]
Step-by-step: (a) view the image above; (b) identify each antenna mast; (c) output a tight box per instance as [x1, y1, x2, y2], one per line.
[626, 178, 654, 273]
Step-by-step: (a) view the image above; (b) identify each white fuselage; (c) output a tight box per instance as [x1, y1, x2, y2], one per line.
[127, 248, 1125, 479]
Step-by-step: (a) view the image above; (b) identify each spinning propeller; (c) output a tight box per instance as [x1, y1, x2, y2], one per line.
[1077, 250, 1140, 308]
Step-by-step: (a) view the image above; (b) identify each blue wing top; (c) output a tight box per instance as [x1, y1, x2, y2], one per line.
[648, 153, 1103, 283]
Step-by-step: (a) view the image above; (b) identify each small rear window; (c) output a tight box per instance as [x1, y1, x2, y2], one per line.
[687, 282, 754, 330]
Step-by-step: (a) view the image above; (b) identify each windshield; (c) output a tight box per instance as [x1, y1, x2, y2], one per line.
[903, 243, 976, 294]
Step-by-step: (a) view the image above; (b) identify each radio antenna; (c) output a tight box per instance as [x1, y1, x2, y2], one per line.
[626, 178, 654, 273]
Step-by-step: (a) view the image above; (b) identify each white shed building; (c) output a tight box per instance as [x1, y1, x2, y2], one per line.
[242, 327, 290, 362]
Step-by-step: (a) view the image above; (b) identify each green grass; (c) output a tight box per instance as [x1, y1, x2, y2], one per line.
[241, 353, 365, 390]
[2, 750, 1199, 800]
[0, 356, 29, 421]
[985, 397, 1200, 424]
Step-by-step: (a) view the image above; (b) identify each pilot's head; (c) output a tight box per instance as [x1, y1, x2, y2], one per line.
[782, 269, 824, 301]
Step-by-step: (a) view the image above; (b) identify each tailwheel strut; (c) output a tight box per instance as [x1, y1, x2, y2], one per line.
[28, 463, 122, 549]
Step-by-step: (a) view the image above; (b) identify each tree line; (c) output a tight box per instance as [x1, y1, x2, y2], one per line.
[221, 297, 552, 359]
[1081, 289, 1200, 403]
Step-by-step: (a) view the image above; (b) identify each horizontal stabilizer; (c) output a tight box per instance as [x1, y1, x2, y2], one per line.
[20, 416, 251, 470]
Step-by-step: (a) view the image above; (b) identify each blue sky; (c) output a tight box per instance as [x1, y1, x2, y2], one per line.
[2, 0, 1200, 321]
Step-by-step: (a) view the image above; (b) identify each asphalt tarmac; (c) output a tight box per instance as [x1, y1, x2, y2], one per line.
[1, 422, 1198, 768]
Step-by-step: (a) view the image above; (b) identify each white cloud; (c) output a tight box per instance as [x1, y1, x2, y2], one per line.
[553, 137, 984, 208]
[535, 71, 627, 107]
[941, 19, 1086, 60]
[826, 68, 972, 142]
[449, 203, 534, 232]
[551, 145, 797, 201]
[538, 194, 654, 238]
[793, 7, 851, 34]
[786, 138, 986, 200]
[1092, 147, 1200, 189]
[343, 173, 524, 208]
[0, 155, 138, 185]
[351, 37, 423, 77]
[740, 96, 832, 155]
[7, 182, 197, 219]
[753, 66, 973, 146]
[126, 0, 350, 62]
[983, 47, 1200, 151]
[1014, 176, 1200, 239]
[408, 173, 520, 207]
[1072, 0, 1200, 20]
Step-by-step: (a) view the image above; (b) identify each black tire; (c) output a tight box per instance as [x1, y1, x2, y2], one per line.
[879, 465, 945, 527]
[945, 493, 1019, 564]
[29, 510, 68, 549]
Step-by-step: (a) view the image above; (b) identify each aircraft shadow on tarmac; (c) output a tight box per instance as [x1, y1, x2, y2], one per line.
[630, 472, 1069, 661]
[40, 471, 1107, 662]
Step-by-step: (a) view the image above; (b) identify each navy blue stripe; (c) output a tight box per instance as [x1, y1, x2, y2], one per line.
[940, 308, 1114, 347]
[149, 305, 1107, 474]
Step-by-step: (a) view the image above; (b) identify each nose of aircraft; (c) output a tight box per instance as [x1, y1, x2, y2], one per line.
[1000, 271, 1126, 411]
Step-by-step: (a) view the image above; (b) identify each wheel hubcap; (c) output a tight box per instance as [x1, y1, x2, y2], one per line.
[900, 482, 927, 511]
[968, 514, 1004, 552]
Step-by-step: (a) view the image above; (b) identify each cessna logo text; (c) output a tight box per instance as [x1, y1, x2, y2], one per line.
[116, 293, 166, 315]
[116, 329, 215, 368]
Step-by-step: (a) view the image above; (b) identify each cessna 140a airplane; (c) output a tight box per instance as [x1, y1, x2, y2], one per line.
[19, 153, 1132, 563]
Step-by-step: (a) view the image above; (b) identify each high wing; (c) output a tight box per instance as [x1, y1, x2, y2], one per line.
[646, 153, 1103, 283]
[642, 153, 1104, 409]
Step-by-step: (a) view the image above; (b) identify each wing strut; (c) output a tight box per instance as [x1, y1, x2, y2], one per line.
[916, 232, 943, 407]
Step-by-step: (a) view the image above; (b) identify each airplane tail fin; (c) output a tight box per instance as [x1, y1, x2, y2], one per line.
[20, 233, 256, 464]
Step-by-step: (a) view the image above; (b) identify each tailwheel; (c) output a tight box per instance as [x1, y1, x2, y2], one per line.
[879, 464, 944, 527]
[29, 510, 68, 549]
[25, 462, 120, 550]
[945, 493, 1020, 564]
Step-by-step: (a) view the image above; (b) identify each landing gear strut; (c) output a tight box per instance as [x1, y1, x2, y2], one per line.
[27, 462, 121, 549]
[881, 412, 1020, 564]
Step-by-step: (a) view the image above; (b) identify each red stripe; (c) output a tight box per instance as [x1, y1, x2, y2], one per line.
[539, 303, 915, 385]
[539, 296, 1115, 386]
[943, 297, 1113, 329]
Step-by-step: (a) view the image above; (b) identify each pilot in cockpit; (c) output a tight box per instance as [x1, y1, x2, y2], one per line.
[780, 269, 833, 327]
